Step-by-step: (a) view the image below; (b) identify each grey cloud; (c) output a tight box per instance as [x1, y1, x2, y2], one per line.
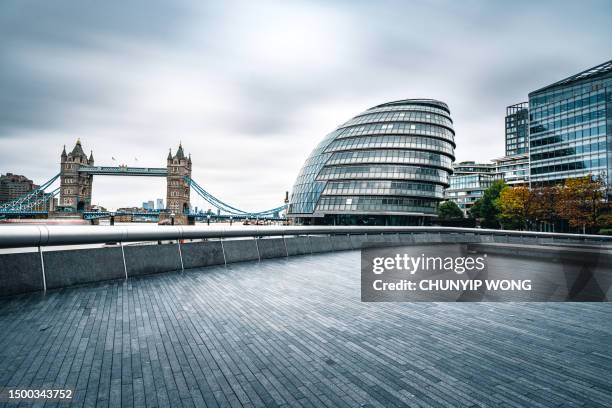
[0, 0, 611, 210]
[0, 1, 194, 49]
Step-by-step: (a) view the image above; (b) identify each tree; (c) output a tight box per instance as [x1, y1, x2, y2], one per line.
[438, 201, 464, 220]
[530, 186, 560, 226]
[468, 199, 481, 219]
[497, 186, 533, 230]
[555, 175, 606, 234]
[596, 213, 612, 234]
[470, 180, 506, 229]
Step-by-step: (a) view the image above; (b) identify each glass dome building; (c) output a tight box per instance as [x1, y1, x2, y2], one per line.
[287, 99, 455, 225]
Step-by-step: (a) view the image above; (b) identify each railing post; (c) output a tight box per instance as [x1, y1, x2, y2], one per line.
[254, 237, 261, 261]
[282, 234, 289, 257]
[38, 246, 46, 293]
[120, 241, 128, 280]
[178, 241, 185, 271]
[219, 238, 227, 267]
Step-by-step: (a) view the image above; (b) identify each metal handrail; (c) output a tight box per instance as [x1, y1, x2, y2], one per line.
[0, 225, 610, 249]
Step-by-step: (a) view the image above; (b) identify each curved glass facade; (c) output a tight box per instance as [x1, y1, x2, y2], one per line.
[288, 99, 456, 225]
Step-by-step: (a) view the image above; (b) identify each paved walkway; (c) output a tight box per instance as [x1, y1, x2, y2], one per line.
[0, 251, 610, 407]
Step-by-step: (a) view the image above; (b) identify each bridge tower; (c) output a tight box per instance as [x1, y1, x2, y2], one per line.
[59, 139, 94, 212]
[166, 143, 191, 214]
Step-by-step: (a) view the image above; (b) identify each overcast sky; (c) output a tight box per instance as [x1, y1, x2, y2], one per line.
[1, 0, 610, 211]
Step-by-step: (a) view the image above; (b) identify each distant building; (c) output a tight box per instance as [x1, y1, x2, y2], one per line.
[166, 143, 192, 214]
[60, 139, 94, 211]
[0, 173, 37, 203]
[156, 198, 164, 210]
[141, 200, 154, 210]
[492, 154, 529, 186]
[528, 60, 611, 197]
[505, 102, 529, 156]
[117, 206, 141, 212]
[444, 162, 498, 215]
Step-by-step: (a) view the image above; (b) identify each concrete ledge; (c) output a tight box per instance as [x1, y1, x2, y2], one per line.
[44, 247, 125, 289]
[1, 230, 611, 297]
[309, 236, 332, 253]
[397, 233, 416, 245]
[348, 234, 368, 249]
[124, 244, 181, 276]
[223, 239, 260, 263]
[416, 232, 442, 243]
[330, 235, 353, 251]
[181, 241, 225, 269]
[479, 234, 495, 243]
[0, 252, 43, 296]
[364, 233, 389, 247]
[258, 238, 287, 259]
[467, 243, 612, 265]
[285, 236, 310, 256]
[492, 234, 510, 243]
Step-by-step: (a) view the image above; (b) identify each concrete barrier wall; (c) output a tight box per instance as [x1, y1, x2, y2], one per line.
[398, 233, 416, 245]
[330, 235, 353, 251]
[223, 239, 260, 263]
[258, 238, 287, 259]
[309, 236, 333, 253]
[285, 236, 310, 256]
[44, 247, 125, 289]
[181, 241, 225, 269]
[0, 252, 43, 297]
[124, 244, 182, 276]
[1, 231, 610, 297]
[350, 233, 392, 248]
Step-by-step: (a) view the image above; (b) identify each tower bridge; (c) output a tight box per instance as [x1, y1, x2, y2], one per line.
[0, 140, 287, 221]
[59, 139, 191, 214]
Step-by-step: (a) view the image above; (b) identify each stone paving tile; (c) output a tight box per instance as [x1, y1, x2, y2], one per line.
[0, 250, 611, 407]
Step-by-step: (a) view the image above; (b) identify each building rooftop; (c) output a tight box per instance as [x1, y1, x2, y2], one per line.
[492, 153, 530, 163]
[368, 98, 450, 113]
[506, 101, 529, 115]
[0, 251, 610, 406]
[530, 59, 612, 95]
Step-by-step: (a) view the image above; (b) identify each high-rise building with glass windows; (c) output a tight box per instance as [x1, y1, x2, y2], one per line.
[445, 162, 498, 215]
[528, 60, 611, 196]
[492, 154, 529, 186]
[287, 99, 455, 225]
[505, 102, 529, 156]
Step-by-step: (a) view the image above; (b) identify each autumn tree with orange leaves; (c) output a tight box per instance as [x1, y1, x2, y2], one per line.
[496, 186, 534, 230]
[555, 175, 606, 234]
[530, 186, 561, 227]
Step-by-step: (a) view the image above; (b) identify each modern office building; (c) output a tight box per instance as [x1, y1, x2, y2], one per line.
[0, 173, 37, 203]
[505, 102, 529, 156]
[492, 153, 529, 186]
[288, 99, 456, 225]
[156, 198, 164, 210]
[445, 162, 498, 215]
[528, 60, 611, 197]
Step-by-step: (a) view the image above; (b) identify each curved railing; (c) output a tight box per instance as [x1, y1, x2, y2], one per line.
[1, 225, 610, 249]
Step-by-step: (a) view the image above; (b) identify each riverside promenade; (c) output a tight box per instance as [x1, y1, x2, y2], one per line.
[1, 250, 611, 408]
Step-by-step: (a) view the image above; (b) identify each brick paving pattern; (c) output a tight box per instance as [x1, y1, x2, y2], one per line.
[0, 251, 611, 407]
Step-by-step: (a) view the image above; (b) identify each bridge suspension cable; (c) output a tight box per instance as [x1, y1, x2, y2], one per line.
[187, 177, 287, 217]
[0, 174, 60, 212]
